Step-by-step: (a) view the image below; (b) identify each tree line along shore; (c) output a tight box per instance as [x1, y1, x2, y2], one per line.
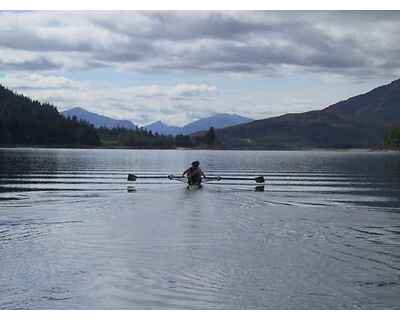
[0, 84, 218, 149]
[1, 83, 400, 150]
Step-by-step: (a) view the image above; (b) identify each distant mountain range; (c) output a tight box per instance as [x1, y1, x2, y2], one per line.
[216, 79, 400, 149]
[63, 107, 253, 135]
[61, 78, 400, 149]
[62, 107, 137, 130]
[145, 121, 181, 135]
[145, 113, 253, 135]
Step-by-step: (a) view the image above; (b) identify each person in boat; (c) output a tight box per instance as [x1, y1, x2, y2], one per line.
[183, 161, 206, 186]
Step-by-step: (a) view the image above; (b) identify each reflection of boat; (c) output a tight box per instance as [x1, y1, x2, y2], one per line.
[255, 185, 265, 192]
[127, 174, 265, 191]
[127, 186, 136, 193]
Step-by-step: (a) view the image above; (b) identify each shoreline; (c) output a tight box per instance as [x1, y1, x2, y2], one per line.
[1, 144, 398, 152]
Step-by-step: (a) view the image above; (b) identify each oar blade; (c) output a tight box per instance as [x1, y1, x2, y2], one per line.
[255, 176, 265, 183]
[127, 174, 137, 181]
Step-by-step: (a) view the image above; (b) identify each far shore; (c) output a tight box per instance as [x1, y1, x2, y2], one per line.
[1, 144, 398, 152]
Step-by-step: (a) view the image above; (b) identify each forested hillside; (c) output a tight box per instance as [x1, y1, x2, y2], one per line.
[0, 85, 212, 149]
[216, 79, 400, 149]
[0, 85, 100, 146]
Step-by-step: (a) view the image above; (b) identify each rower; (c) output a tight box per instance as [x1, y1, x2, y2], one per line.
[183, 161, 206, 187]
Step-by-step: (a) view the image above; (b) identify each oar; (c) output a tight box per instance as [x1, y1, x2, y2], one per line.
[127, 174, 172, 181]
[205, 176, 265, 183]
[128, 174, 265, 183]
[127, 174, 186, 181]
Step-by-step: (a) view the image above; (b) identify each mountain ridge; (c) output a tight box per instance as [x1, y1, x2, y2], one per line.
[62, 108, 254, 136]
[145, 120, 181, 136]
[145, 113, 254, 135]
[215, 79, 400, 149]
[63, 107, 137, 130]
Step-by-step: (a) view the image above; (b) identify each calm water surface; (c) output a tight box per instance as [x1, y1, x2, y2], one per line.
[0, 148, 400, 309]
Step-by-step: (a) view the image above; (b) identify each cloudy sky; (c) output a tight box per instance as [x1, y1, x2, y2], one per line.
[1, 11, 399, 126]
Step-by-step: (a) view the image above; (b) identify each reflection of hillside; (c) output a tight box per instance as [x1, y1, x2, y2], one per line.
[0, 148, 60, 175]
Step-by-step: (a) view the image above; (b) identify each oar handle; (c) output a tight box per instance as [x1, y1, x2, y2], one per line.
[168, 174, 185, 180]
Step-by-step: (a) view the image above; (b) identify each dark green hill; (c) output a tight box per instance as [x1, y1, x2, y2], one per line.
[324, 78, 400, 127]
[0, 84, 100, 146]
[217, 79, 400, 149]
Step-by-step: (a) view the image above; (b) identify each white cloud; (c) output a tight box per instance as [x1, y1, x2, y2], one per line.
[1, 72, 221, 126]
[1, 12, 399, 126]
[172, 83, 218, 98]
[4, 73, 78, 89]
[1, 11, 400, 76]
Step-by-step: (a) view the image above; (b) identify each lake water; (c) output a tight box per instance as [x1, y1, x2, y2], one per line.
[0, 148, 400, 309]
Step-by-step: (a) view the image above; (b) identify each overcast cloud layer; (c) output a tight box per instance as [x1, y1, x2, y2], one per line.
[1, 11, 399, 125]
